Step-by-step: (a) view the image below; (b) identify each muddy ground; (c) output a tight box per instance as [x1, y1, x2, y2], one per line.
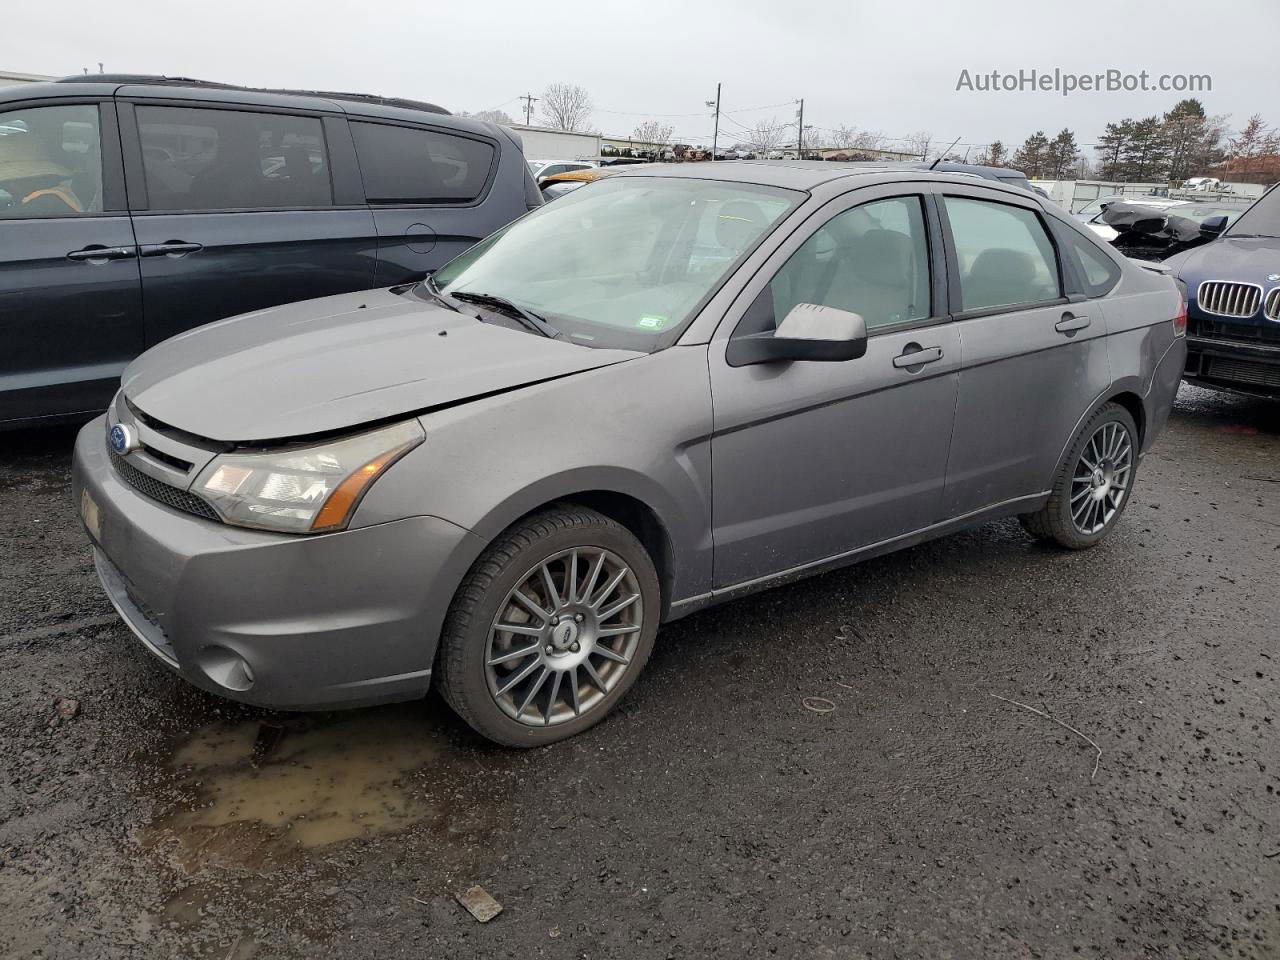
[1, 384, 1277, 959]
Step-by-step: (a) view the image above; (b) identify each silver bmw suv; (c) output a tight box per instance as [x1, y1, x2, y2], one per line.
[73, 163, 1186, 746]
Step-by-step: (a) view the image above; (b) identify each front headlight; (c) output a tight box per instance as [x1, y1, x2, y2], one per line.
[193, 420, 424, 534]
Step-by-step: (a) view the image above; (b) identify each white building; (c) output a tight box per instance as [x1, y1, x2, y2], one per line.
[508, 124, 601, 163]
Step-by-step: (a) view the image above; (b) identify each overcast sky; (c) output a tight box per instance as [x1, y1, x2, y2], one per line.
[8, 0, 1278, 154]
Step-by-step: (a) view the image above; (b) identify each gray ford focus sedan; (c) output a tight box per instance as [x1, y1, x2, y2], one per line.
[72, 162, 1186, 746]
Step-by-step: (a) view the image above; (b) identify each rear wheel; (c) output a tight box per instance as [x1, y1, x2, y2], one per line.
[435, 505, 659, 747]
[1019, 402, 1139, 550]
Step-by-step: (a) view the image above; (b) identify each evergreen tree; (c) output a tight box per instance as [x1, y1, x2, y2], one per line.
[1095, 120, 1134, 180]
[1121, 116, 1172, 181]
[974, 140, 1008, 167]
[1046, 129, 1080, 180]
[1011, 131, 1050, 178]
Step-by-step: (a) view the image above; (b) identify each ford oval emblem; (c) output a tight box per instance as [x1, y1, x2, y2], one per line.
[109, 423, 138, 455]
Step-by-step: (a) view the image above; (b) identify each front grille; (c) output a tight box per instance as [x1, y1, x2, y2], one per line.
[109, 449, 221, 522]
[1206, 358, 1280, 389]
[1266, 288, 1280, 322]
[1197, 281, 1262, 318]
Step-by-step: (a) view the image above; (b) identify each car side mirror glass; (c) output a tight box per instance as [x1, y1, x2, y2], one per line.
[729, 303, 869, 366]
[1200, 215, 1228, 237]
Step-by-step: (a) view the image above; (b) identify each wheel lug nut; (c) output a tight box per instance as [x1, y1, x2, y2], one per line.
[545, 645, 554, 654]
[574, 614, 583, 623]
[571, 642, 580, 652]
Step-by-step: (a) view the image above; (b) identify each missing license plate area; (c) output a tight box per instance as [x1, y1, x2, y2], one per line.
[80, 489, 102, 542]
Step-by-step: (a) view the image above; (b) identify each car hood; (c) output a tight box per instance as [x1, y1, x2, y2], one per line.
[1167, 235, 1280, 285]
[122, 287, 643, 443]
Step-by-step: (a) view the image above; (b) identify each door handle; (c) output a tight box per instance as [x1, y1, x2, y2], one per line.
[1055, 312, 1091, 333]
[66, 245, 136, 263]
[139, 241, 203, 258]
[892, 345, 944, 369]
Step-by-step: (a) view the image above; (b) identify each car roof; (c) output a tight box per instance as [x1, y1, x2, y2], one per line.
[606, 160, 1039, 197]
[3, 74, 453, 121]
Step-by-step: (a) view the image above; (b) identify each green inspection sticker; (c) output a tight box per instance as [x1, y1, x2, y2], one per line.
[636, 315, 667, 330]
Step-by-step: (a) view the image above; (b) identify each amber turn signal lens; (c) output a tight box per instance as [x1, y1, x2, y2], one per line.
[310, 441, 418, 532]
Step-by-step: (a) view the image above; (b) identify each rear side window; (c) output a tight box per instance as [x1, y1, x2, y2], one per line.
[351, 121, 494, 204]
[944, 197, 1061, 312]
[1060, 228, 1121, 297]
[0, 104, 103, 218]
[136, 106, 332, 212]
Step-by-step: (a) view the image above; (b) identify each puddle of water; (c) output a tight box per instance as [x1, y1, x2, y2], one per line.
[156, 703, 443, 851]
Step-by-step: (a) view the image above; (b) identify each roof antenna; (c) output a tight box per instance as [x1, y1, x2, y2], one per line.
[929, 136, 962, 169]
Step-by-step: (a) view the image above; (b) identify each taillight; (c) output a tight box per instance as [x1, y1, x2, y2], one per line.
[1173, 292, 1187, 337]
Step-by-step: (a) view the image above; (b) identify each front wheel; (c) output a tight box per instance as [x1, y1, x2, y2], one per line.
[435, 505, 660, 747]
[1019, 402, 1139, 550]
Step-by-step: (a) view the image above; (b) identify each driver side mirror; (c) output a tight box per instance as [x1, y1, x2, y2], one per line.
[1200, 215, 1229, 238]
[729, 303, 869, 366]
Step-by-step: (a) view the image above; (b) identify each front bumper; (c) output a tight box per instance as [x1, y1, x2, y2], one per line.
[1184, 323, 1280, 397]
[72, 417, 486, 710]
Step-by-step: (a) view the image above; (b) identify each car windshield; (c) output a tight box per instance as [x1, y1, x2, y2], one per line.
[1224, 190, 1280, 238]
[430, 176, 801, 348]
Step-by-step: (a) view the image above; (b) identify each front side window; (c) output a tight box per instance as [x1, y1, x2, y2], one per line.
[136, 106, 332, 212]
[431, 176, 800, 348]
[351, 122, 494, 204]
[733, 196, 932, 341]
[944, 197, 1061, 312]
[0, 104, 103, 219]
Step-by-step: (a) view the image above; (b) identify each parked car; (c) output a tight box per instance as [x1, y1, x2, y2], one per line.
[0, 75, 540, 429]
[1087, 200, 1252, 261]
[916, 162, 1048, 197]
[528, 158, 596, 181]
[538, 165, 619, 200]
[73, 165, 1185, 746]
[1164, 183, 1280, 396]
[1073, 195, 1184, 222]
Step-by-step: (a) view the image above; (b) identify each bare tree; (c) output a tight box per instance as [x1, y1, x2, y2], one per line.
[632, 120, 674, 156]
[541, 83, 593, 132]
[744, 117, 789, 158]
[464, 109, 514, 125]
[903, 131, 933, 160]
[851, 129, 886, 151]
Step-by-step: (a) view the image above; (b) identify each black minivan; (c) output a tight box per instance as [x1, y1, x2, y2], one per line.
[0, 75, 540, 428]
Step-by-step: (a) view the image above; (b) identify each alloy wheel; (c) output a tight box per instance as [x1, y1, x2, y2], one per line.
[484, 547, 643, 726]
[1070, 420, 1133, 535]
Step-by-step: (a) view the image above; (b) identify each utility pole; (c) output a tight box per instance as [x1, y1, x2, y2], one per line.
[519, 93, 539, 126]
[796, 99, 805, 158]
[706, 84, 721, 161]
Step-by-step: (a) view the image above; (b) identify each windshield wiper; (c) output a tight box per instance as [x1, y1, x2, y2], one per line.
[451, 291, 561, 339]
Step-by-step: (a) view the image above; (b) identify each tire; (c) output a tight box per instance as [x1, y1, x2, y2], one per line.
[435, 504, 660, 747]
[1019, 402, 1140, 550]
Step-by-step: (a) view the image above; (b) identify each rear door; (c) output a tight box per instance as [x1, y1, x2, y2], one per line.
[0, 98, 142, 423]
[936, 186, 1112, 518]
[117, 93, 378, 346]
[347, 118, 510, 284]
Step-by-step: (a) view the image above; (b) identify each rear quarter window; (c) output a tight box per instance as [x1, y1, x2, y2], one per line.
[1058, 227, 1122, 298]
[351, 121, 495, 204]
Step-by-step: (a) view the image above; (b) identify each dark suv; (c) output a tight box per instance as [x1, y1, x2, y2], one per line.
[0, 75, 540, 428]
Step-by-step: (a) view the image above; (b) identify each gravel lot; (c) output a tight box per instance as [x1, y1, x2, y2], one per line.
[1, 385, 1277, 959]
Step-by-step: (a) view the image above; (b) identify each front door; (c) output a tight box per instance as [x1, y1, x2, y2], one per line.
[935, 189, 1114, 517]
[709, 189, 960, 588]
[119, 99, 378, 347]
[0, 101, 142, 423]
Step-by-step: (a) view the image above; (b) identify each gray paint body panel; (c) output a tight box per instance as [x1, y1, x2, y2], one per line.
[74, 165, 1186, 711]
